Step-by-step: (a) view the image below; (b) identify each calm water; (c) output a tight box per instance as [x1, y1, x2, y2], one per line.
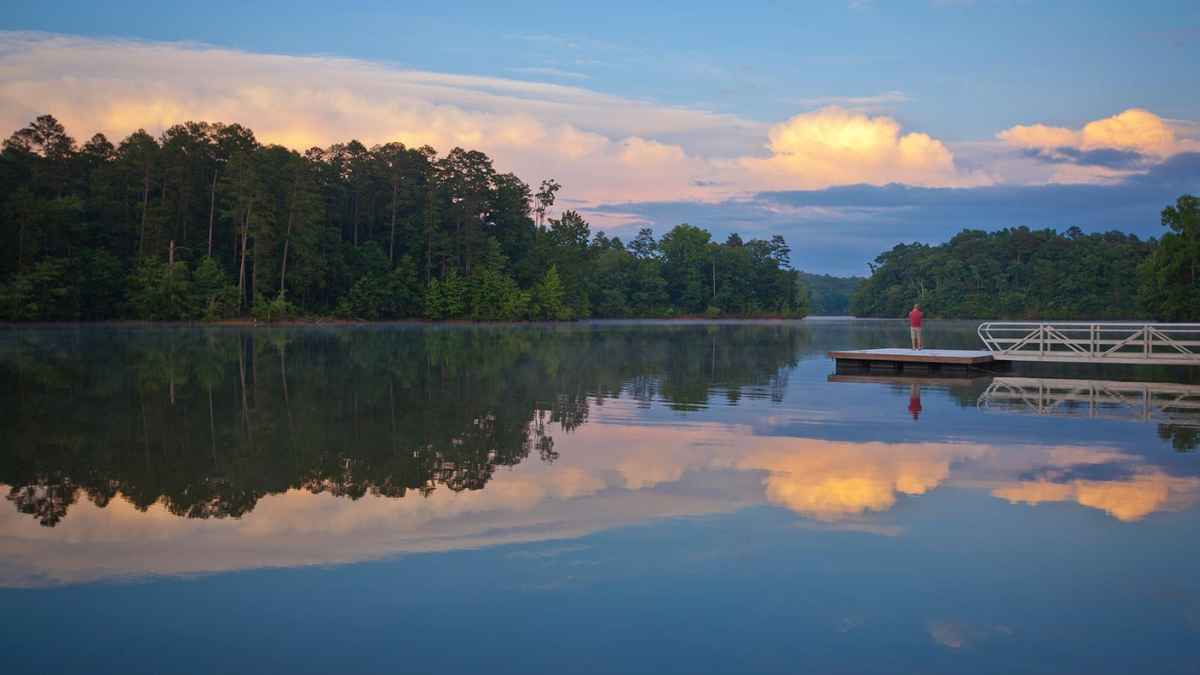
[2, 319, 1199, 674]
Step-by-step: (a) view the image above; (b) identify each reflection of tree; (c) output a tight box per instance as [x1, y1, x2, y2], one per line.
[0, 323, 803, 526]
[1157, 425, 1200, 453]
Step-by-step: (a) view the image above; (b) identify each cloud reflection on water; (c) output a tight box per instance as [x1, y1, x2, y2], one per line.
[4, 405, 1198, 587]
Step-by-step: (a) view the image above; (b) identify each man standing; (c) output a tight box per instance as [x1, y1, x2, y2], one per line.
[909, 304, 924, 350]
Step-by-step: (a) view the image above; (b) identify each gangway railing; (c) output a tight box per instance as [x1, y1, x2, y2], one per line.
[978, 377, 1200, 426]
[977, 322, 1200, 365]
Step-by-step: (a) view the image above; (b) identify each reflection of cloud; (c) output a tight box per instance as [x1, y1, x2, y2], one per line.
[4, 406, 1200, 586]
[743, 106, 993, 189]
[993, 473, 1200, 522]
[794, 521, 904, 536]
[927, 620, 1009, 650]
[739, 440, 989, 520]
[927, 621, 972, 649]
[987, 446, 1200, 521]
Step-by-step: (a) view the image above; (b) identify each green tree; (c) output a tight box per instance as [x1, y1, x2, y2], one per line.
[533, 265, 570, 320]
[128, 260, 193, 320]
[1141, 195, 1200, 321]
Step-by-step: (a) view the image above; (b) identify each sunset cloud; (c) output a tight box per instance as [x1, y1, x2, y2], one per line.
[0, 31, 759, 209]
[0, 31, 1192, 245]
[0, 31, 1001, 214]
[992, 472, 1200, 522]
[743, 106, 993, 189]
[997, 109, 1200, 159]
[738, 440, 990, 520]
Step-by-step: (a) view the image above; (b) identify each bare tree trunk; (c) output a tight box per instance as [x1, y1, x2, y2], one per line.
[17, 211, 24, 270]
[251, 241, 257, 306]
[160, 169, 168, 253]
[237, 193, 252, 307]
[207, 169, 219, 258]
[138, 174, 150, 256]
[389, 182, 398, 264]
[281, 176, 298, 294]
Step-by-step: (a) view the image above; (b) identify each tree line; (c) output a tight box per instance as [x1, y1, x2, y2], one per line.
[0, 115, 804, 322]
[799, 271, 861, 315]
[850, 195, 1200, 321]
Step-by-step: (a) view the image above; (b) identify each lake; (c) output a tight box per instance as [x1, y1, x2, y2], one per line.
[2, 319, 1199, 674]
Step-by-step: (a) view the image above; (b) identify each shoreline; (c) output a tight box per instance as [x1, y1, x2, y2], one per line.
[0, 315, 812, 329]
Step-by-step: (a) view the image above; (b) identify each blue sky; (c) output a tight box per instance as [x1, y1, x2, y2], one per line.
[2, 0, 1199, 274]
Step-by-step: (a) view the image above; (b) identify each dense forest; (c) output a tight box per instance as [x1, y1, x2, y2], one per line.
[850, 195, 1200, 321]
[798, 271, 861, 315]
[0, 115, 803, 322]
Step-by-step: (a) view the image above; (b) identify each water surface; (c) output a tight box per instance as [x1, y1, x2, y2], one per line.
[2, 319, 1198, 674]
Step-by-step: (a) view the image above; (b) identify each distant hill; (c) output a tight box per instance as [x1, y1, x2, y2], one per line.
[798, 272, 863, 316]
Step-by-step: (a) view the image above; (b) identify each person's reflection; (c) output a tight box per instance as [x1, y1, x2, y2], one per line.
[908, 382, 923, 420]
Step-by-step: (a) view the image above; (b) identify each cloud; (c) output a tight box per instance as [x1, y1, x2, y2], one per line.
[742, 106, 993, 190]
[738, 440, 990, 521]
[509, 67, 593, 79]
[998, 109, 1200, 160]
[1139, 30, 1197, 48]
[591, 152, 1200, 274]
[794, 91, 910, 108]
[927, 621, 1010, 650]
[0, 31, 762, 208]
[6, 398, 1199, 587]
[0, 31, 1194, 249]
[992, 472, 1200, 522]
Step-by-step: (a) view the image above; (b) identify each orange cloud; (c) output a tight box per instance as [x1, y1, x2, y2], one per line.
[742, 106, 993, 189]
[0, 32, 761, 209]
[0, 31, 1005, 212]
[738, 440, 990, 520]
[4, 395, 1198, 587]
[997, 109, 1200, 158]
[992, 473, 1200, 522]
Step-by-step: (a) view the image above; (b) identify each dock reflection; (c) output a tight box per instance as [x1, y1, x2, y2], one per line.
[831, 370, 1200, 431]
[978, 377, 1200, 427]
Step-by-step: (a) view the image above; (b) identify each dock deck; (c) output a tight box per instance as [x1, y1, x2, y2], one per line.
[828, 348, 1000, 371]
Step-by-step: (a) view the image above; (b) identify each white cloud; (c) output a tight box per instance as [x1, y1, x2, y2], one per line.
[743, 106, 994, 189]
[509, 66, 593, 79]
[794, 91, 910, 108]
[0, 31, 1190, 216]
[0, 31, 762, 211]
[997, 108, 1200, 159]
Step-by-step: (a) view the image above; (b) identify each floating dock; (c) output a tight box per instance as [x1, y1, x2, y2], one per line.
[827, 372, 994, 386]
[827, 348, 1005, 372]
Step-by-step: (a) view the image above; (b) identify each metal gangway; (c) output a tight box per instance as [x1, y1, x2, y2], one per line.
[977, 322, 1200, 365]
[978, 377, 1200, 426]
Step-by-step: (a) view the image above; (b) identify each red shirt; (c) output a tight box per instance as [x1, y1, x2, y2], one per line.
[909, 310, 924, 327]
[909, 396, 922, 419]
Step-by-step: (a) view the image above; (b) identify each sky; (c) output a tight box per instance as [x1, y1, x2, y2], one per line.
[2, 0, 1199, 275]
